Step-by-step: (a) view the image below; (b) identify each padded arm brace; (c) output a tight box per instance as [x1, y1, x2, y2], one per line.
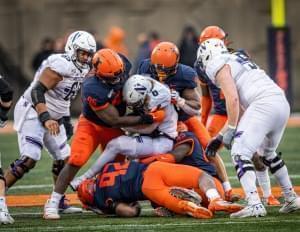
[31, 81, 48, 106]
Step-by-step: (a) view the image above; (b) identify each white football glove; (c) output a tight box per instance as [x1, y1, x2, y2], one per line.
[171, 89, 185, 107]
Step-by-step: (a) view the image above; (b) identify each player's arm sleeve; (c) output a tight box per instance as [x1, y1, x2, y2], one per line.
[206, 56, 230, 86]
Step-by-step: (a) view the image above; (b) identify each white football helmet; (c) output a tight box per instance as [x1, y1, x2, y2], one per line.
[196, 38, 228, 69]
[123, 75, 153, 110]
[65, 31, 96, 68]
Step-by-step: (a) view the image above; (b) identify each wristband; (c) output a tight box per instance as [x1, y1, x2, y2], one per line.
[228, 125, 236, 130]
[38, 111, 51, 125]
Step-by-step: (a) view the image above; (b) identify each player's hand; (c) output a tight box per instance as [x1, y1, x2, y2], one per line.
[139, 114, 154, 124]
[205, 134, 223, 157]
[44, 120, 60, 136]
[149, 110, 165, 123]
[223, 126, 236, 150]
[171, 89, 185, 107]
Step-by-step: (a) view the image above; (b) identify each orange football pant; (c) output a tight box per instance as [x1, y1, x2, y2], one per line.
[184, 116, 211, 148]
[207, 114, 228, 137]
[142, 161, 222, 215]
[68, 115, 124, 167]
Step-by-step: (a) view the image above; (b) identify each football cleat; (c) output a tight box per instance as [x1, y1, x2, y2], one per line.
[154, 207, 174, 217]
[0, 206, 14, 224]
[225, 189, 242, 202]
[178, 200, 213, 219]
[43, 199, 60, 220]
[169, 187, 202, 206]
[208, 198, 244, 213]
[59, 195, 83, 214]
[279, 195, 300, 213]
[230, 203, 266, 218]
[262, 195, 281, 206]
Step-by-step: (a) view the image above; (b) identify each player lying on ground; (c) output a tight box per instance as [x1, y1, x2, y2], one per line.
[77, 160, 244, 218]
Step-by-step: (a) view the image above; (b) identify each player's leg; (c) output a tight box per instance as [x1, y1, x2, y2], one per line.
[44, 116, 101, 219]
[142, 162, 212, 218]
[229, 102, 281, 218]
[143, 162, 243, 215]
[44, 124, 82, 214]
[4, 107, 44, 187]
[253, 151, 280, 206]
[207, 114, 227, 137]
[72, 135, 174, 189]
[259, 98, 300, 213]
[0, 167, 14, 224]
[185, 116, 234, 200]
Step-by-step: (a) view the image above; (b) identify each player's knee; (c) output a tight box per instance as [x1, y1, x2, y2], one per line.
[68, 154, 86, 167]
[9, 156, 36, 179]
[106, 136, 123, 153]
[252, 153, 266, 171]
[52, 160, 65, 176]
[232, 154, 255, 180]
[261, 152, 285, 174]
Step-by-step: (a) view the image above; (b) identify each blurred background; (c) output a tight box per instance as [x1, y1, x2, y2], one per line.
[0, 0, 299, 114]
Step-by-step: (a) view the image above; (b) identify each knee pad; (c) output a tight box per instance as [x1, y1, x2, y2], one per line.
[9, 156, 36, 179]
[262, 153, 285, 174]
[52, 160, 65, 176]
[232, 154, 255, 180]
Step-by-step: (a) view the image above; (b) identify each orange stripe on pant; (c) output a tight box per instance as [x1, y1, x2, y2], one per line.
[142, 161, 204, 215]
[184, 116, 211, 148]
[207, 114, 228, 137]
[68, 115, 124, 167]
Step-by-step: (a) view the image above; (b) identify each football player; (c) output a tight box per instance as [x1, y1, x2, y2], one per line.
[4, 31, 96, 216]
[197, 25, 280, 206]
[44, 49, 157, 220]
[0, 74, 14, 224]
[138, 42, 236, 201]
[76, 160, 244, 218]
[70, 74, 178, 189]
[197, 38, 300, 217]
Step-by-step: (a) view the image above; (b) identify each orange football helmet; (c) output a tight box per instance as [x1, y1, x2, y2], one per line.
[77, 178, 96, 207]
[92, 48, 125, 85]
[199, 26, 229, 45]
[150, 42, 179, 81]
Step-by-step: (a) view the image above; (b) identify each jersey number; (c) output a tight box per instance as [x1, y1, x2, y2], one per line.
[235, 52, 258, 70]
[63, 82, 81, 101]
[99, 162, 129, 187]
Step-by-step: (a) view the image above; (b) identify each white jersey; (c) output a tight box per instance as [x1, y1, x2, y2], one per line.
[146, 77, 178, 139]
[23, 54, 90, 119]
[125, 77, 178, 139]
[205, 52, 284, 109]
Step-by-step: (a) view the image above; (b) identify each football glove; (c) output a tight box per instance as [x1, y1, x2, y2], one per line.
[205, 134, 223, 157]
[223, 126, 236, 150]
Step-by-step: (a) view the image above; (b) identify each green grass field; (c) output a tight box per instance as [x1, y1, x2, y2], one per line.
[0, 127, 300, 231]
